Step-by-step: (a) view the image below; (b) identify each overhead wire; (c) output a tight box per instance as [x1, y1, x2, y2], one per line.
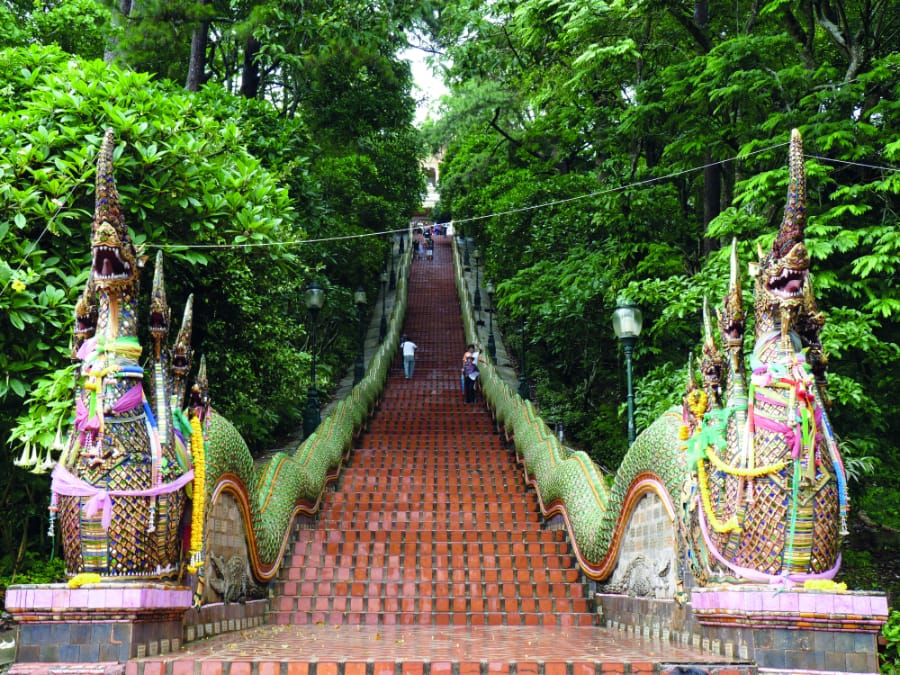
[2, 146, 898, 293]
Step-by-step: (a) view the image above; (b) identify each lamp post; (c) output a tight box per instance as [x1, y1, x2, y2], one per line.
[388, 238, 396, 291]
[463, 237, 470, 267]
[353, 286, 367, 384]
[612, 301, 643, 445]
[303, 280, 326, 439]
[473, 248, 482, 312]
[486, 281, 496, 361]
[399, 230, 405, 254]
[378, 269, 388, 341]
[518, 319, 529, 400]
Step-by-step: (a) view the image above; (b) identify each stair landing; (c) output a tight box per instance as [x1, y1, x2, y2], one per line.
[124, 623, 755, 675]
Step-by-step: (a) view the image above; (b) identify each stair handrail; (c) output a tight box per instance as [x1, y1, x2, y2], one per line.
[451, 238, 675, 580]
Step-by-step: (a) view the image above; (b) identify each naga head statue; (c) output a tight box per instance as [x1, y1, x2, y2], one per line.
[149, 249, 172, 354]
[91, 129, 143, 294]
[172, 294, 195, 380]
[71, 277, 98, 358]
[716, 241, 745, 348]
[750, 128, 810, 340]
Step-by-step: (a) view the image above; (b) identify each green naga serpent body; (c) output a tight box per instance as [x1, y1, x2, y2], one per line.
[469, 128, 846, 590]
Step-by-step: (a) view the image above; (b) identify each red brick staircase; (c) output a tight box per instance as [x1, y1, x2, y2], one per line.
[121, 234, 755, 675]
[273, 235, 592, 628]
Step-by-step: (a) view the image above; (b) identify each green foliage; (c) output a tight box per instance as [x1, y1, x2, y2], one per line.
[882, 610, 900, 674]
[0, 553, 66, 600]
[0, 45, 315, 454]
[31, 0, 112, 59]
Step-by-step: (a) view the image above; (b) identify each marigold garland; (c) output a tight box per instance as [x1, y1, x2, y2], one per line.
[68, 572, 102, 588]
[704, 443, 787, 477]
[187, 413, 206, 573]
[803, 579, 847, 592]
[696, 459, 741, 534]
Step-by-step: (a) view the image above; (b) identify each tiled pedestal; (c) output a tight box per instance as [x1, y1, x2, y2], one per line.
[597, 586, 889, 674]
[5, 583, 192, 665]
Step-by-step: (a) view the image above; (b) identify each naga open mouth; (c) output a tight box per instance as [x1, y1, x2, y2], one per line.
[172, 355, 190, 376]
[765, 267, 807, 299]
[74, 315, 97, 337]
[92, 244, 133, 282]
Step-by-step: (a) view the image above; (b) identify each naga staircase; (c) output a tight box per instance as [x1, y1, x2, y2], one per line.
[274, 237, 590, 629]
[122, 234, 752, 675]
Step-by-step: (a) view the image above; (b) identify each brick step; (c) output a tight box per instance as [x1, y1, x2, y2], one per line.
[337, 472, 532, 484]
[288, 528, 567, 544]
[317, 503, 540, 515]
[276, 577, 586, 599]
[344, 454, 509, 462]
[289, 541, 572, 557]
[282, 555, 579, 576]
[323, 491, 536, 501]
[278, 571, 583, 592]
[270, 609, 597, 628]
[340, 455, 515, 464]
[343, 461, 505, 468]
[328, 486, 524, 496]
[127, 659, 755, 675]
[324, 484, 537, 500]
[318, 506, 541, 519]
[314, 516, 543, 531]
[337, 465, 518, 475]
[288, 545, 572, 561]
[359, 424, 495, 433]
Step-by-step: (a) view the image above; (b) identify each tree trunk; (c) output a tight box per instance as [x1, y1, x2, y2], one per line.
[240, 35, 262, 99]
[185, 0, 210, 92]
[104, 0, 135, 63]
[702, 159, 722, 256]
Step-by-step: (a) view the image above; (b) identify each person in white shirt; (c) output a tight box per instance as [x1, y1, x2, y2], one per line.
[400, 335, 418, 378]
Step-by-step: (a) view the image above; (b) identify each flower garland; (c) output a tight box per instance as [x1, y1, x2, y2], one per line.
[187, 413, 206, 573]
[696, 457, 741, 534]
[704, 443, 787, 478]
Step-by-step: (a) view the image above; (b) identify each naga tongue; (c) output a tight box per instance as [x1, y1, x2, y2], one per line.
[102, 257, 114, 277]
[784, 279, 802, 294]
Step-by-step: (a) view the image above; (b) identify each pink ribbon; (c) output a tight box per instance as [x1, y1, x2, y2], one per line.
[76, 337, 97, 362]
[51, 463, 194, 531]
[752, 412, 802, 459]
[75, 382, 144, 435]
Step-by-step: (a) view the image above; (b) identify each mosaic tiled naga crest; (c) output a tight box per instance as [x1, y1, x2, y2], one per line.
[679, 128, 847, 584]
[50, 130, 195, 578]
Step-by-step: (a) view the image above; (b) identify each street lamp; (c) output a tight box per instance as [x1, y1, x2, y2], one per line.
[612, 301, 643, 445]
[463, 237, 470, 267]
[379, 269, 388, 341]
[388, 250, 397, 291]
[303, 280, 326, 438]
[388, 239, 396, 291]
[473, 248, 482, 312]
[353, 286, 367, 384]
[399, 230, 405, 254]
[486, 281, 496, 361]
[518, 319, 529, 400]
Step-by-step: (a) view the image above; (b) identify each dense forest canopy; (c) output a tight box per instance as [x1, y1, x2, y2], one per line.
[421, 0, 898, 591]
[1, 0, 898, 603]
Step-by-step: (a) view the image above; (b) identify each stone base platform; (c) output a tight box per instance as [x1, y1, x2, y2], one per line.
[596, 586, 888, 675]
[5, 583, 192, 664]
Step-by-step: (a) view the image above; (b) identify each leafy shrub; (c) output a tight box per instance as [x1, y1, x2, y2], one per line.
[881, 610, 900, 674]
